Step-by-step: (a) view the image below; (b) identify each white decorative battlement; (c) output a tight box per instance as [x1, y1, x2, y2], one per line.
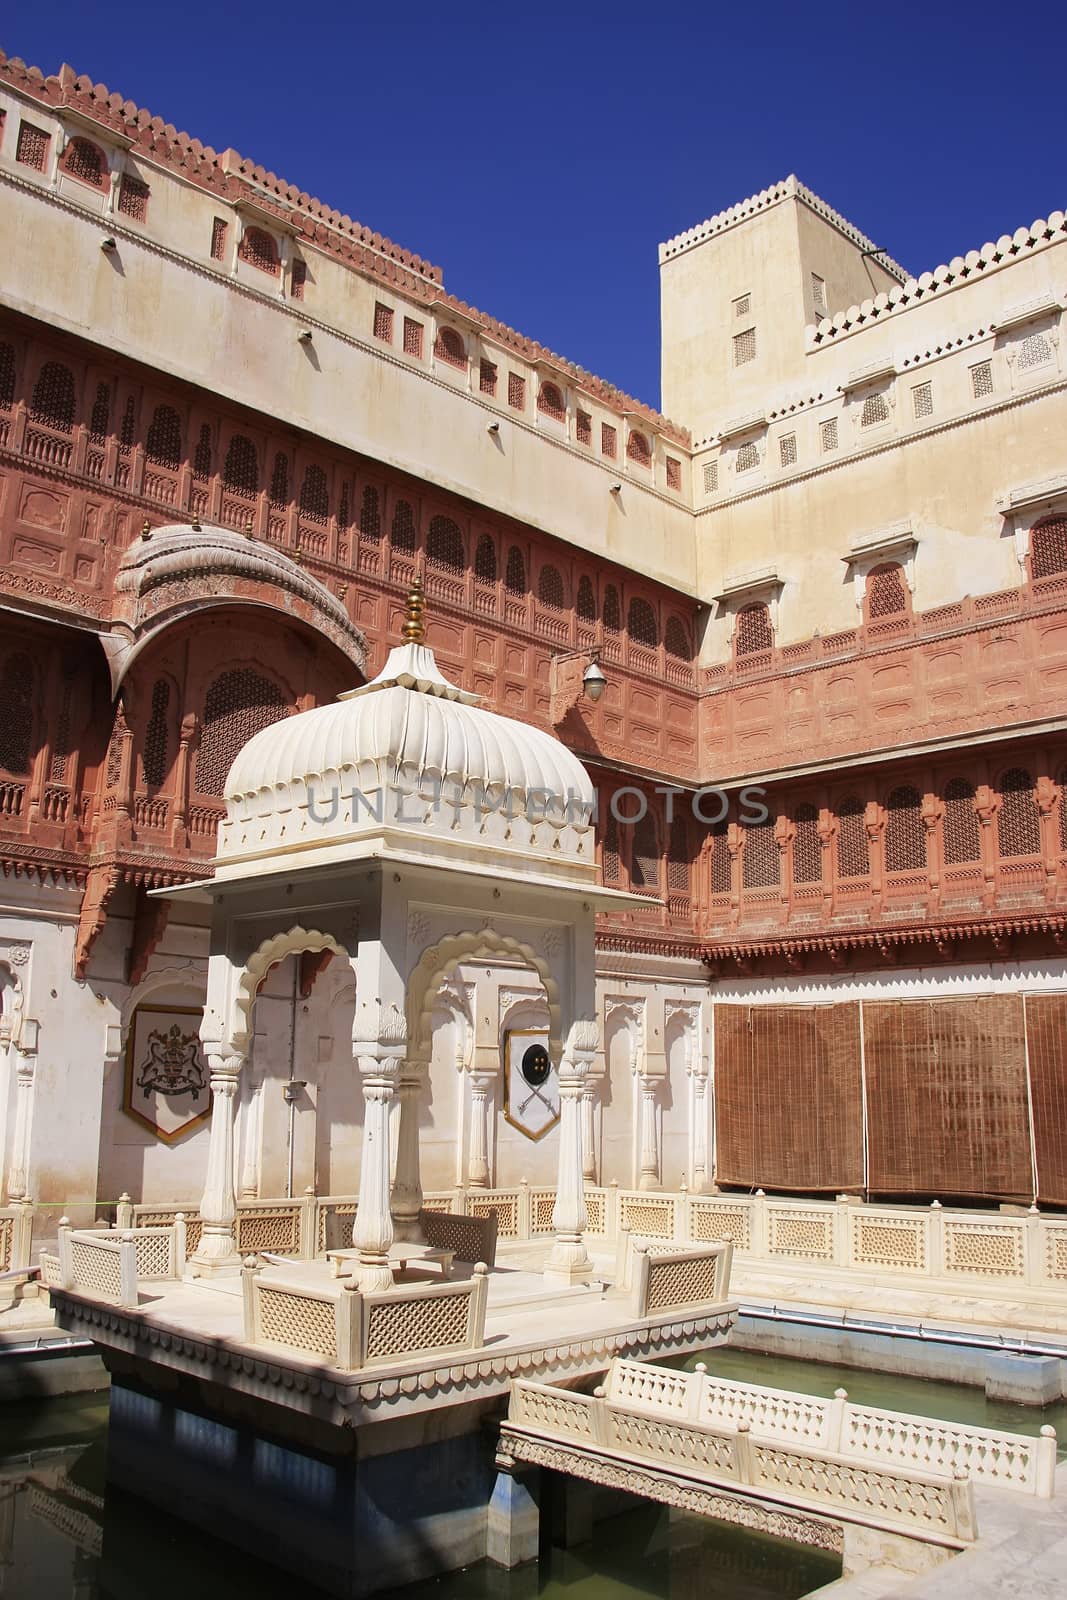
[659, 175, 907, 279]
[806, 211, 1067, 349]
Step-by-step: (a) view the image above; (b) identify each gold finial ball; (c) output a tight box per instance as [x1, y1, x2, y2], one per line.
[244, 514, 255, 538]
[140, 518, 152, 541]
[403, 577, 426, 643]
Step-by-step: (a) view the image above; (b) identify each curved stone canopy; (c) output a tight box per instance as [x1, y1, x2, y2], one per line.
[106, 522, 367, 687]
[216, 639, 597, 882]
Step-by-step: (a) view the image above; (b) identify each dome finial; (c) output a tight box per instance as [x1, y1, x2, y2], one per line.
[402, 577, 426, 643]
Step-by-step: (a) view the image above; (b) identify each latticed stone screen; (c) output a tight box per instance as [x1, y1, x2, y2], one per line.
[64, 137, 106, 188]
[866, 564, 907, 619]
[141, 679, 171, 787]
[601, 423, 617, 458]
[257, 1286, 336, 1357]
[118, 173, 150, 221]
[507, 373, 526, 410]
[970, 360, 994, 398]
[883, 786, 925, 872]
[373, 302, 394, 342]
[741, 818, 779, 888]
[626, 430, 651, 465]
[863, 996, 1032, 1200]
[0, 654, 34, 776]
[943, 779, 981, 863]
[30, 362, 75, 430]
[792, 804, 821, 883]
[505, 545, 525, 594]
[628, 597, 658, 647]
[734, 603, 772, 657]
[392, 500, 416, 553]
[223, 434, 259, 496]
[997, 768, 1040, 857]
[779, 433, 797, 467]
[427, 515, 464, 571]
[733, 328, 756, 365]
[860, 392, 889, 428]
[703, 461, 718, 495]
[0, 343, 16, 410]
[404, 319, 424, 359]
[576, 410, 592, 445]
[195, 669, 288, 796]
[714, 1002, 863, 1192]
[821, 418, 838, 452]
[1018, 332, 1052, 370]
[645, 1252, 720, 1312]
[16, 121, 49, 170]
[474, 535, 497, 583]
[239, 227, 279, 276]
[577, 575, 596, 622]
[145, 405, 182, 468]
[300, 465, 330, 523]
[538, 565, 564, 610]
[1032, 518, 1067, 579]
[836, 797, 869, 877]
[366, 1293, 470, 1360]
[210, 218, 228, 260]
[435, 327, 466, 368]
[912, 382, 933, 419]
[538, 383, 565, 421]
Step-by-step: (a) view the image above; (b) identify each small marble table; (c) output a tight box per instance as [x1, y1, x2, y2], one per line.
[326, 1243, 455, 1280]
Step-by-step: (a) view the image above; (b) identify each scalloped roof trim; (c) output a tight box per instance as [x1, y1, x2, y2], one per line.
[1, 53, 688, 446]
[806, 212, 1067, 347]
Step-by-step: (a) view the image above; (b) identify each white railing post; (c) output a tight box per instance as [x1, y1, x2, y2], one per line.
[751, 1190, 768, 1257]
[518, 1178, 531, 1240]
[116, 1192, 134, 1230]
[57, 1217, 72, 1289]
[336, 1282, 361, 1370]
[241, 1255, 258, 1342]
[608, 1180, 620, 1240]
[928, 1199, 944, 1278]
[13, 1195, 33, 1270]
[733, 1422, 754, 1486]
[174, 1213, 187, 1277]
[950, 1470, 977, 1542]
[299, 1186, 316, 1259]
[1024, 1206, 1042, 1288]
[118, 1233, 138, 1309]
[687, 1361, 706, 1423]
[1036, 1426, 1058, 1498]
[827, 1388, 848, 1452]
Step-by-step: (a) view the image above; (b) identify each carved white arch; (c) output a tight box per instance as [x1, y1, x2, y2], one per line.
[499, 984, 550, 1037]
[604, 996, 645, 1067]
[0, 957, 26, 1050]
[119, 963, 205, 1037]
[407, 930, 559, 1067]
[231, 926, 348, 1057]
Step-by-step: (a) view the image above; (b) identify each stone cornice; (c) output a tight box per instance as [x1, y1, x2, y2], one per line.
[701, 912, 1067, 972]
[50, 1288, 736, 1426]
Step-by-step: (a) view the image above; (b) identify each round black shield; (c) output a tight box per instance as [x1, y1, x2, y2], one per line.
[520, 1043, 550, 1088]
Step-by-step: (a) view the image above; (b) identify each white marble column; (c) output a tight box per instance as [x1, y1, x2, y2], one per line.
[581, 1084, 597, 1183]
[691, 1069, 710, 1193]
[637, 1074, 660, 1191]
[467, 1072, 493, 1188]
[238, 1064, 263, 1200]
[354, 1057, 397, 1291]
[390, 1066, 424, 1241]
[190, 1052, 244, 1275]
[546, 1027, 595, 1285]
[6, 1027, 38, 1200]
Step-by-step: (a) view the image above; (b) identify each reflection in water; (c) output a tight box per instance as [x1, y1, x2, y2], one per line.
[1, 1394, 839, 1600]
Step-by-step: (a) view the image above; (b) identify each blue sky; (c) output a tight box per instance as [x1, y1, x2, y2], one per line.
[5, 2, 1063, 416]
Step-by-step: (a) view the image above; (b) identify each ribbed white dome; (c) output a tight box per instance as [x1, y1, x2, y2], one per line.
[215, 640, 595, 878]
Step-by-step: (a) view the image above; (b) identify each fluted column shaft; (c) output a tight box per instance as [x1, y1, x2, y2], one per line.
[355, 1063, 396, 1290]
[638, 1074, 660, 1191]
[391, 1066, 424, 1241]
[191, 1054, 243, 1274]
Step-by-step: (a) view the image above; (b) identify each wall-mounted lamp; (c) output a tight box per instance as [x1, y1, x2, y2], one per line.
[282, 1080, 306, 1105]
[487, 420, 500, 434]
[298, 328, 313, 344]
[582, 659, 607, 702]
[101, 237, 117, 252]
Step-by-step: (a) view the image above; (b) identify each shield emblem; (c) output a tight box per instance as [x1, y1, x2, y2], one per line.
[123, 1005, 212, 1144]
[503, 1029, 559, 1140]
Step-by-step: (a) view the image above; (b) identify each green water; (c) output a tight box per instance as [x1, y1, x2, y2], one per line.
[5, 1346, 1066, 1599]
[0, 1391, 837, 1600]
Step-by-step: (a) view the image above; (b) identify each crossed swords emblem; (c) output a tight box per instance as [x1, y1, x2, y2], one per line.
[517, 1043, 558, 1120]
